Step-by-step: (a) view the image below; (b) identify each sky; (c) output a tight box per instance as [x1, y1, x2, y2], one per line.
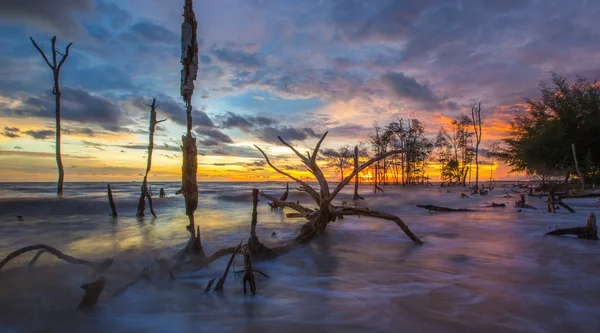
[0, 0, 599, 182]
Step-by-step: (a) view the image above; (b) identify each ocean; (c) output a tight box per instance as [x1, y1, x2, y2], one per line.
[0, 182, 599, 332]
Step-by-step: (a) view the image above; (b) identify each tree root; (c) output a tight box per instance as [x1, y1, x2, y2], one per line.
[0, 244, 113, 273]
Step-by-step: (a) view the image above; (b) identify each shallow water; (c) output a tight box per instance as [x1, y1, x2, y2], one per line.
[1, 182, 599, 332]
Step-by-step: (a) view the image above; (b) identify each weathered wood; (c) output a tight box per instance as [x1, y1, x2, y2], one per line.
[268, 183, 289, 208]
[416, 205, 476, 212]
[107, 184, 118, 217]
[547, 189, 556, 214]
[243, 251, 257, 296]
[461, 193, 470, 199]
[78, 277, 105, 309]
[137, 98, 164, 218]
[353, 145, 364, 200]
[113, 267, 151, 298]
[0, 244, 112, 272]
[545, 212, 597, 240]
[30, 36, 72, 197]
[28, 250, 47, 267]
[181, 0, 203, 255]
[516, 194, 537, 209]
[559, 192, 600, 199]
[213, 239, 243, 292]
[485, 203, 506, 208]
[204, 278, 216, 293]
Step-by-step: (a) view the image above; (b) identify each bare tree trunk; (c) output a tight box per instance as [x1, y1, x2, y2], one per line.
[107, 184, 118, 218]
[571, 144, 585, 190]
[30, 37, 72, 197]
[353, 146, 364, 200]
[181, 0, 202, 255]
[137, 98, 164, 218]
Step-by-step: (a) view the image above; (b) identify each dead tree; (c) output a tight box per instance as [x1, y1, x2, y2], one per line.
[353, 145, 365, 200]
[30, 36, 72, 197]
[546, 212, 597, 240]
[254, 132, 422, 246]
[471, 102, 483, 190]
[571, 144, 585, 190]
[107, 184, 118, 218]
[181, 0, 202, 255]
[136, 98, 165, 217]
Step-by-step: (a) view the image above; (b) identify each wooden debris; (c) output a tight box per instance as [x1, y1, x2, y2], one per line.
[416, 205, 476, 212]
[545, 212, 598, 240]
[268, 183, 289, 208]
[461, 193, 470, 199]
[516, 194, 537, 209]
[28, 250, 47, 267]
[0, 244, 112, 273]
[204, 278, 216, 293]
[213, 239, 243, 292]
[78, 277, 106, 309]
[107, 184, 118, 218]
[559, 192, 600, 199]
[485, 203, 506, 208]
[243, 251, 256, 296]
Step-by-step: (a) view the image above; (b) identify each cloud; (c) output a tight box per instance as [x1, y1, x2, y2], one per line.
[255, 126, 320, 144]
[0, 0, 94, 36]
[2, 127, 20, 138]
[24, 129, 55, 139]
[3, 86, 126, 131]
[124, 20, 178, 45]
[155, 96, 215, 127]
[194, 127, 234, 146]
[211, 47, 267, 69]
[218, 111, 278, 131]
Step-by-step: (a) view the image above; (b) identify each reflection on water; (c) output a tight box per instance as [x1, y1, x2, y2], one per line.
[0, 182, 600, 332]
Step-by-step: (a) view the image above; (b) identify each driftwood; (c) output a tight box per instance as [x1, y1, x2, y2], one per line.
[107, 184, 118, 218]
[268, 183, 289, 208]
[559, 192, 600, 199]
[248, 189, 277, 259]
[181, 0, 203, 256]
[416, 205, 475, 212]
[113, 267, 151, 298]
[545, 212, 597, 240]
[137, 98, 165, 218]
[485, 203, 506, 208]
[461, 193, 470, 199]
[30, 36, 72, 197]
[353, 146, 364, 200]
[547, 189, 556, 214]
[213, 239, 243, 292]
[516, 194, 537, 209]
[0, 244, 112, 273]
[78, 277, 106, 309]
[242, 251, 257, 296]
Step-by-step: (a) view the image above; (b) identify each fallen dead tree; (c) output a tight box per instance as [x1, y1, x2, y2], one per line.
[545, 212, 597, 240]
[558, 192, 600, 199]
[547, 188, 575, 213]
[416, 205, 476, 212]
[0, 244, 113, 273]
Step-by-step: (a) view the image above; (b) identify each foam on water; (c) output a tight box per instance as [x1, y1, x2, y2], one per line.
[0, 182, 599, 332]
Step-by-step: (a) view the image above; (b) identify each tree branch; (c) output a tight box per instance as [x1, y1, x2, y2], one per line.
[254, 144, 321, 203]
[30, 37, 53, 70]
[0, 244, 113, 272]
[57, 42, 73, 71]
[330, 206, 422, 244]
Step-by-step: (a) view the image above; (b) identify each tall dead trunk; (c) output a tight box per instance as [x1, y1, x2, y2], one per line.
[30, 37, 72, 197]
[181, 0, 202, 255]
[471, 102, 482, 191]
[353, 146, 364, 200]
[137, 98, 165, 218]
[571, 144, 585, 190]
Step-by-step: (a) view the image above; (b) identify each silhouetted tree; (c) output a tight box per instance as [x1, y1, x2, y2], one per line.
[30, 36, 72, 197]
